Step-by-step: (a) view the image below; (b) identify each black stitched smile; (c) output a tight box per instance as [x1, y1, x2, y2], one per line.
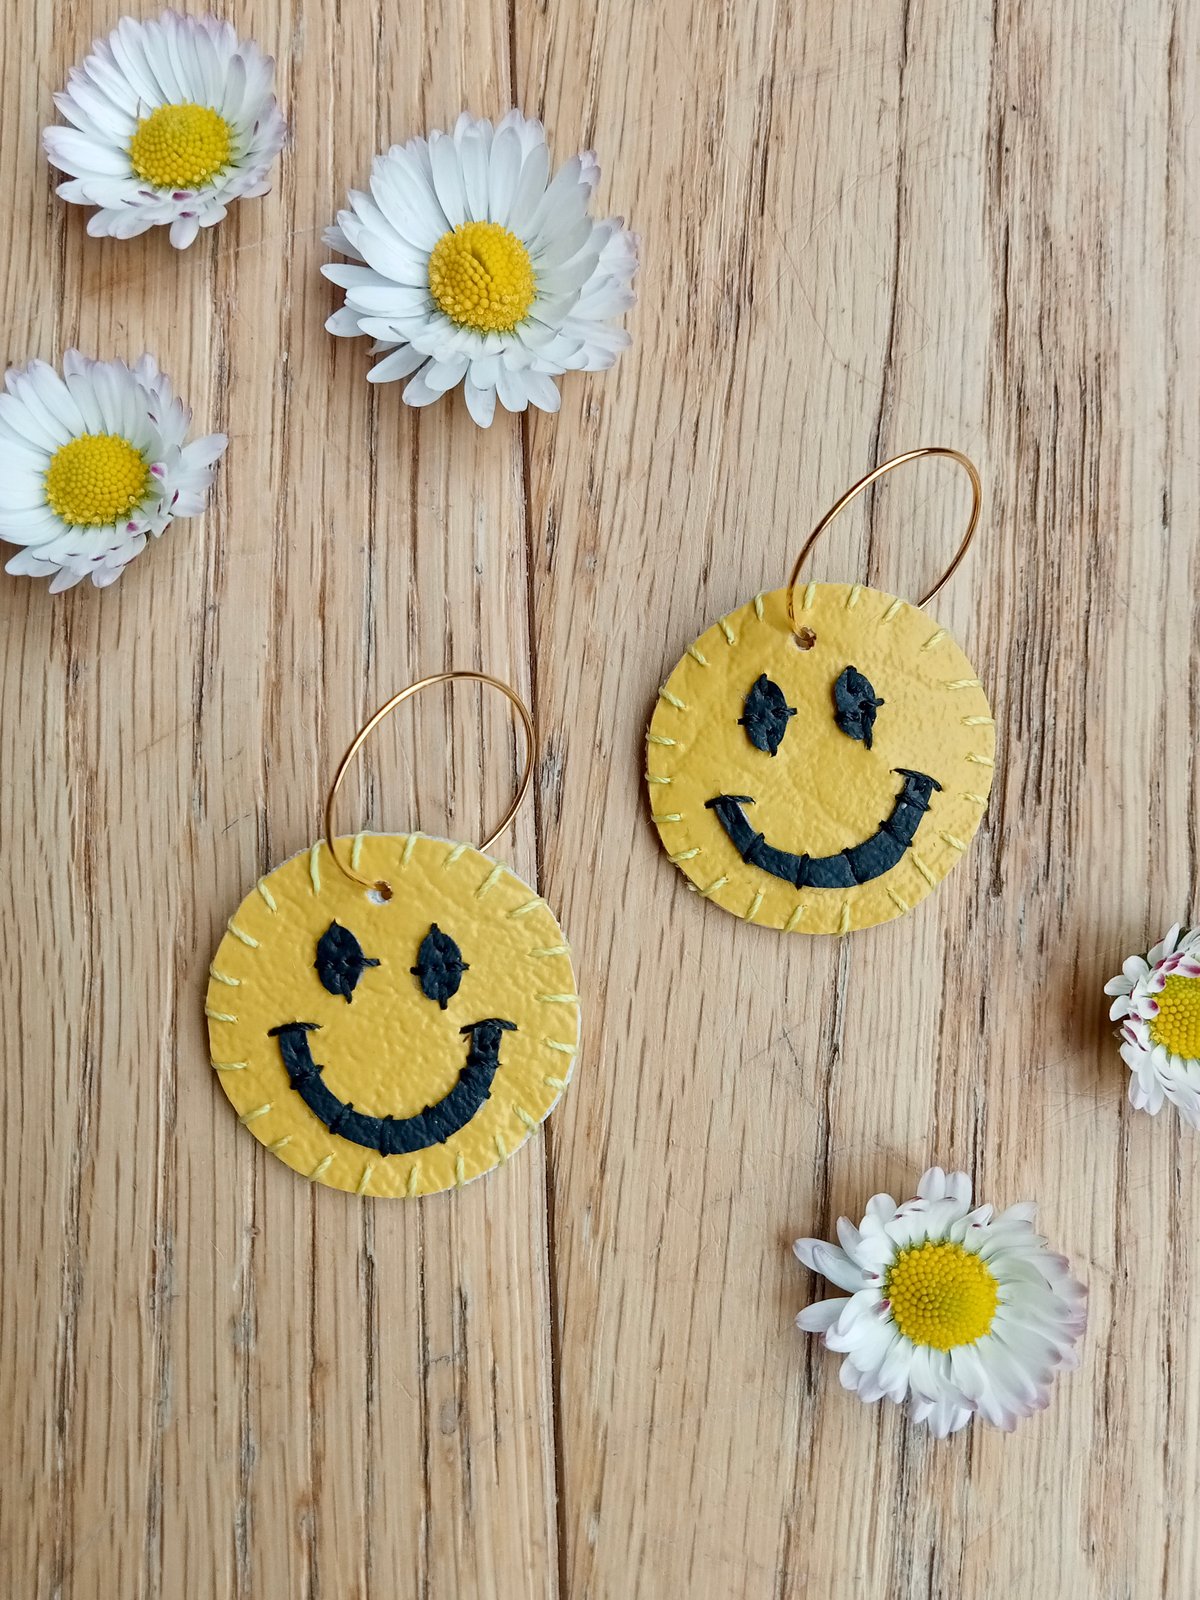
[269, 1017, 517, 1156]
[705, 769, 942, 889]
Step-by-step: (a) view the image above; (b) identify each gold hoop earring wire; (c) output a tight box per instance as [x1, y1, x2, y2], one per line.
[324, 671, 536, 897]
[786, 446, 982, 639]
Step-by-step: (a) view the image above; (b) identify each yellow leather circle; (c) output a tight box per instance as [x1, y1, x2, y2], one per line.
[206, 833, 578, 1196]
[645, 583, 994, 934]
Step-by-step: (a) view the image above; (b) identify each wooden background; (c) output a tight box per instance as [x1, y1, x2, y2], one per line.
[1, 1, 1197, 1595]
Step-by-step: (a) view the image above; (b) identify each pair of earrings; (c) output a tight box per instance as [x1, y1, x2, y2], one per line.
[207, 448, 993, 1197]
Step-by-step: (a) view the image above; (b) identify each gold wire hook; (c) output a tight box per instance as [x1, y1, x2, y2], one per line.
[785, 446, 982, 638]
[324, 671, 536, 897]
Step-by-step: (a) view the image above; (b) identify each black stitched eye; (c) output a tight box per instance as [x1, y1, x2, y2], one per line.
[739, 674, 796, 756]
[411, 924, 469, 1009]
[833, 666, 885, 749]
[315, 921, 381, 1002]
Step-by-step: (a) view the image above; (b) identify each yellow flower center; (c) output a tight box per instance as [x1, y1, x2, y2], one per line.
[128, 103, 233, 189]
[44, 435, 151, 527]
[427, 221, 535, 333]
[1149, 973, 1200, 1059]
[884, 1238, 999, 1350]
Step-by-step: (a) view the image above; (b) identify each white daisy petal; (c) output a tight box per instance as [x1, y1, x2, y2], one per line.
[0, 508, 62, 545]
[0, 350, 225, 594]
[463, 373, 497, 428]
[428, 131, 469, 226]
[495, 364, 531, 413]
[523, 154, 591, 244]
[44, 11, 286, 247]
[170, 215, 201, 250]
[795, 1297, 848, 1334]
[420, 355, 470, 395]
[370, 152, 448, 248]
[48, 566, 88, 595]
[793, 1165, 1086, 1438]
[5, 546, 62, 577]
[401, 365, 443, 408]
[506, 141, 551, 232]
[521, 368, 563, 414]
[457, 124, 493, 220]
[0, 387, 70, 453]
[793, 1238, 867, 1294]
[366, 346, 426, 385]
[487, 124, 524, 225]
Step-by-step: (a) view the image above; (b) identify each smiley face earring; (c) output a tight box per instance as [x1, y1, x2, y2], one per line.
[207, 672, 578, 1196]
[645, 448, 995, 934]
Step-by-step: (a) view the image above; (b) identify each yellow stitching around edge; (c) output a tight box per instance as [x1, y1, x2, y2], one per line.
[670, 847, 701, 862]
[268, 1135, 292, 1152]
[494, 1134, 509, 1162]
[784, 904, 806, 931]
[847, 585, 862, 608]
[647, 774, 672, 785]
[911, 854, 936, 885]
[509, 898, 543, 918]
[886, 887, 909, 912]
[538, 993, 579, 1005]
[962, 791, 989, 805]
[881, 597, 903, 621]
[406, 1164, 420, 1196]
[838, 901, 851, 934]
[227, 920, 258, 948]
[205, 1007, 238, 1023]
[647, 733, 677, 747]
[745, 890, 764, 921]
[455, 1156, 466, 1187]
[947, 678, 982, 689]
[659, 689, 688, 710]
[514, 1105, 537, 1131]
[212, 1060, 247, 1071]
[719, 617, 736, 644]
[543, 1075, 566, 1090]
[477, 863, 504, 897]
[310, 1155, 333, 1181]
[308, 841, 322, 893]
[688, 644, 709, 665]
[401, 833, 420, 866]
[256, 880, 277, 912]
[444, 841, 467, 866]
[923, 629, 946, 650]
[209, 966, 240, 987]
[753, 594, 764, 619]
[530, 944, 570, 958]
[351, 832, 365, 870]
[652, 812, 683, 823]
[966, 753, 995, 767]
[962, 716, 994, 727]
[356, 1163, 375, 1195]
[700, 875, 729, 897]
[543, 1038, 576, 1054]
[940, 831, 967, 851]
[239, 1104, 271, 1124]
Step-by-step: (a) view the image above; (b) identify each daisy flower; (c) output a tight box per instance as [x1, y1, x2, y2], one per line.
[323, 110, 638, 426]
[793, 1165, 1087, 1438]
[0, 352, 227, 593]
[1105, 922, 1200, 1125]
[43, 11, 286, 249]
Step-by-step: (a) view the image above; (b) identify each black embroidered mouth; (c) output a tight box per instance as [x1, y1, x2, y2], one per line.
[268, 1017, 517, 1156]
[705, 769, 942, 889]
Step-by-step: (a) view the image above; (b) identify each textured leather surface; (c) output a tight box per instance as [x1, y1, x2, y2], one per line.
[645, 583, 995, 934]
[206, 833, 578, 1196]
